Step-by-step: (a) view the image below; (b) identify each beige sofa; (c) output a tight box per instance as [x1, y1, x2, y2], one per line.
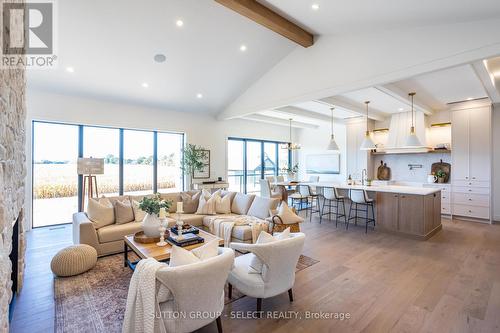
[73, 191, 279, 256]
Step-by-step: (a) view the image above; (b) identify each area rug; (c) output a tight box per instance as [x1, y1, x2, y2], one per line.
[54, 253, 319, 333]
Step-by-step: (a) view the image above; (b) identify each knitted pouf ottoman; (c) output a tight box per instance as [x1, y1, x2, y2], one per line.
[51, 244, 97, 277]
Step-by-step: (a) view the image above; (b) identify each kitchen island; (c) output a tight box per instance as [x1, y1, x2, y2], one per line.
[276, 181, 443, 240]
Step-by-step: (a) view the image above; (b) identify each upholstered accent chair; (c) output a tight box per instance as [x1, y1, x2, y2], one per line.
[227, 233, 306, 315]
[155, 247, 234, 333]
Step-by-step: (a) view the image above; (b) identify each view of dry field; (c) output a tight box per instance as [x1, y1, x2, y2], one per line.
[32, 163, 181, 227]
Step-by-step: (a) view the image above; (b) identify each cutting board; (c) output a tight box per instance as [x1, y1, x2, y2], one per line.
[431, 159, 451, 183]
[377, 161, 391, 180]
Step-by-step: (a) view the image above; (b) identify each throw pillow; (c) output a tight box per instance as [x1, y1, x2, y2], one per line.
[248, 228, 291, 274]
[277, 202, 304, 224]
[247, 196, 279, 219]
[86, 197, 115, 228]
[131, 200, 146, 222]
[169, 239, 219, 267]
[114, 198, 135, 224]
[215, 191, 232, 214]
[180, 191, 201, 214]
[231, 193, 255, 215]
[196, 190, 217, 215]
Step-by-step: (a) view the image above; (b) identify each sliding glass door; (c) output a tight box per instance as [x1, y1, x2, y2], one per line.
[227, 138, 290, 194]
[32, 121, 185, 228]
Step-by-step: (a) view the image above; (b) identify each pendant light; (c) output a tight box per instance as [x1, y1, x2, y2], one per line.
[405, 92, 423, 147]
[327, 107, 339, 151]
[360, 101, 376, 150]
[281, 118, 301, 150]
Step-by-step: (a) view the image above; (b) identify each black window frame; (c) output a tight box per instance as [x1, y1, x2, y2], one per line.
[227, 137, 292, 194]
[31, 120, 185, 228]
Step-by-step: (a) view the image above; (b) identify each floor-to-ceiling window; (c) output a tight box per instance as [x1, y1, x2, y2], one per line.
[227, 140, 245, 193]
[32, 121, 185, 228]
[123, 130, 154, 195]
[83, 126, 120, 196]
[227, 138, 291, 194]
[157, 132, 184, 193]
[33, 122, 79, 228]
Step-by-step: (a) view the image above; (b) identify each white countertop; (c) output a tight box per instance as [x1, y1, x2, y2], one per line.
[275, 181, 441, 195]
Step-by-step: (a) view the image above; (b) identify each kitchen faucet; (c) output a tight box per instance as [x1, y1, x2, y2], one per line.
[362, 169, 367, 186]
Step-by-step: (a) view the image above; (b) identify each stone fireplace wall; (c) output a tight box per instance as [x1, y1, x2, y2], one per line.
[0, 0, 27, 331]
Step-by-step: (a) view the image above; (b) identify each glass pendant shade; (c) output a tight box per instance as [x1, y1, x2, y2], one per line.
[405, 92, 423, 147]
[405, 127, 423, 147]
[327, 134, 339, 151]
[327, 107, 339, 151]
[360, 131, 376, 150]
[360, 101, 375, 150]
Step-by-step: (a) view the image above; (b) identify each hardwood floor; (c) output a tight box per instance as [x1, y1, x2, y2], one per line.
[10, 217, 500, 333]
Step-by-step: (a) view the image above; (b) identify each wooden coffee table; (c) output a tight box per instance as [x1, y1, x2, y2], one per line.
[123, 229, 223, 270]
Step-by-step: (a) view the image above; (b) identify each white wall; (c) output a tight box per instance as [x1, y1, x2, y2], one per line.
[296, 122, 347, 182]
[25, 89, 293, 228]
[372, 152, 451, 183]
[493, 104, 500, 221]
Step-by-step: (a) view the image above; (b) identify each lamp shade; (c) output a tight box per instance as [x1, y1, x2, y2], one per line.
[405, 132, 423, 147]
[327, 135, 339, 151]
[77, 158, 104, 175]
[360, 133, 376, 150]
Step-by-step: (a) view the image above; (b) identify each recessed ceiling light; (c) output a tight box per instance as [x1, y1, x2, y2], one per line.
[142, 82, 149, 88]
[196, 93, 203, 99]
[240, 44, 247, 52]
[176, 19, 184, 27]
[466, 97, 473, 100]
[66, 67, 74, 73]
[311, 3, 320, 10]
[398, 108, 404, 111]
[154, 54, 166, 63]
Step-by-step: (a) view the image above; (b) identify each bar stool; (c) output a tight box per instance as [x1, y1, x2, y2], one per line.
[347, 189, 375, 233]
[290, 185, 320, 221]
[320, 187, 346, 226]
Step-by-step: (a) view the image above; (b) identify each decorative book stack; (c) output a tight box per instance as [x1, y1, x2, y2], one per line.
[170, 225, 199, 235]
[167, 233, 204, 247]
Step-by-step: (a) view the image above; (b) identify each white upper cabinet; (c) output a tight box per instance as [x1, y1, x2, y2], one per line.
[451, 109, 470, 181]
[468, 107, 491, 181]
[451, 106, 491, 182]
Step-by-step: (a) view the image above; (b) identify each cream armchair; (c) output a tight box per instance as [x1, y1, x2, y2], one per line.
[156, 247, 234, 333]
[227, 233, 305, 314]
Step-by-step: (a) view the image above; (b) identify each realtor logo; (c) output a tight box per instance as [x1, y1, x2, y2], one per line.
[2, 1, 57, 68]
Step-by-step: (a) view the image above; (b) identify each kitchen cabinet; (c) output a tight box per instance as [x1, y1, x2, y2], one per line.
[376, 192, 441, 239]
[451, 109, 469, 181]
[469, 107, 491, 181]
[376, 192, 399, 231]
[398, 194, 424, 235]
[451, 104, 491, 222]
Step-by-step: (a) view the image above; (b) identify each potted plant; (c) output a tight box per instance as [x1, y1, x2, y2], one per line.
[139, 193, 172, 237]
[281, 164, 299, 181]
[436, 170, 446, 183]
[180, 144, 209, 189]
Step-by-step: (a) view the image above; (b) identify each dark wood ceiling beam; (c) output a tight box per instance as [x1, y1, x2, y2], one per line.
[214, 0, 314, 47]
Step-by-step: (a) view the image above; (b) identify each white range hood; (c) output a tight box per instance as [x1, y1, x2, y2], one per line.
[379, 111, 430, 153]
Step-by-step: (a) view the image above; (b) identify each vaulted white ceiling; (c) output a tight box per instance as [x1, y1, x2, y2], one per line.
[27, 0, 500, 120]
[261, 0, 500, 35]
[27, 0, 296, 114]
[250, 63, 494, 127]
